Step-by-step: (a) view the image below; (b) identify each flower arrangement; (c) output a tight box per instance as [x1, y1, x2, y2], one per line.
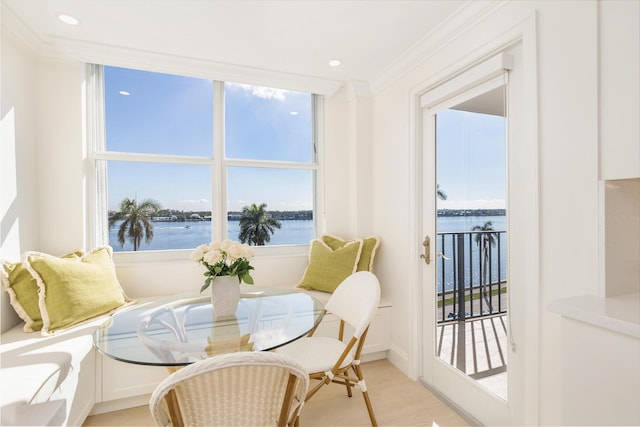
[191, 240, 255, 292]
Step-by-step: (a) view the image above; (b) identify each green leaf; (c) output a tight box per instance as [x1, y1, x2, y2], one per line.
[200, 277, 212, 293]
[242, 273, 254, 285]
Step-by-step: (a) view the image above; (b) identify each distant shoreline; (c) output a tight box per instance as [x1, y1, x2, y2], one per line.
[113, 208, 505, 222]
[437, 208, 505, 217]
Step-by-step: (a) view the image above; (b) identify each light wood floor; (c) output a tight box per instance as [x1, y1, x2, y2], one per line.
[84, 359, 470, 426]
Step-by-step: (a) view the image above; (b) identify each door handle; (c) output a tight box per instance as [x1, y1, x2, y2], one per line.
[420, 235, 431, 264]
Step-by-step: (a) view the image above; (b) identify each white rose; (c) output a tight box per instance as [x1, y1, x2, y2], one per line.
[220, 239, 233, 251]
[191, 244, 209, 262]
[208, 241, 221, 251]
[203, 249, 222, 266]
[226, 243, 243, 261]
[240, 244, 254, 259]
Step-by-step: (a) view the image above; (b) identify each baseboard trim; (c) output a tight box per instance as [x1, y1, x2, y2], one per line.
[90, 395, 150, 416]
[387, 344, 409, 375]
[417, 378, 482, 426]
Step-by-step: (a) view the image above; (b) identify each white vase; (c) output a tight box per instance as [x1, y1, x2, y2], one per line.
[210, 276, 240, 318]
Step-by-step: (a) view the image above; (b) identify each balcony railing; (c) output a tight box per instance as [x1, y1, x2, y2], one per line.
[436, 230, 507, 324]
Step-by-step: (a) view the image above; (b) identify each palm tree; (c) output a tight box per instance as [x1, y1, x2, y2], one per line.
[471, 221, 497, 312]
[238, 203, 281, 246]
[108, 197, 161, 251]
[437, 184, 448, 201]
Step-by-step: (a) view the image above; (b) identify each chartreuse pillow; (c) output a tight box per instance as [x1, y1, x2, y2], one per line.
[24, 246, 128, 335]
[297, 239, 363, 293]
[322, 234, 380, 272]
[2, 251, 83, 332]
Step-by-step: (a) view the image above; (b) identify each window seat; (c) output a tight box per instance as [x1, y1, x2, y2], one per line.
[0, 316, 108, 426]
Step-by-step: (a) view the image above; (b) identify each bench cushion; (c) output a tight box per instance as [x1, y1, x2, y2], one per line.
[297, 239, 363, 293]
[23, 247, 128, 334]
[1, 252, 83, 332]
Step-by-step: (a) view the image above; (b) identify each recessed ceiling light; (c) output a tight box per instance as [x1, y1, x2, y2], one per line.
[119, 91, 130, 96]
[57, 13, 80, 26]
[328, 59, 342, 67]
[290, 111, 298, 116]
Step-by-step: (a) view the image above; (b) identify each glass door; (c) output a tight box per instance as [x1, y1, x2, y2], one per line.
[434, 88, 508, 397]
[419, 52, 515, 425]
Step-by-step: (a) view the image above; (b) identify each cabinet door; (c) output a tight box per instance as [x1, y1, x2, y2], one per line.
[99, 354, 169, 402]
[599, 0, 640, 180]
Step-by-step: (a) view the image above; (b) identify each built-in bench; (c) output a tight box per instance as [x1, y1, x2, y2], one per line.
[0, 316, 108, 426]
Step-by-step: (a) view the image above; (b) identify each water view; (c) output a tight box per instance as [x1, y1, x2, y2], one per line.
[109, 219, 315, 252]
[436, 215, 507, 292]
[109, 215, 505, 263]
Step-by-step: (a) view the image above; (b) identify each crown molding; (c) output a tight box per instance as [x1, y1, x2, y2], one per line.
[369, 0, 510, 95]
[1, 3, 342, 96]
[52, 37, 343, 95]
[1, 2, 49, 56]
[346, 80, 371, 101]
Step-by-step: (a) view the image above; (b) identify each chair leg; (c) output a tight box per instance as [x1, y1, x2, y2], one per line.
[353, 364, 378, 427]
[344, 375, 353, 397]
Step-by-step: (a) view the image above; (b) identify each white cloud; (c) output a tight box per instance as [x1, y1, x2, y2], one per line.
[226, 83, 288, 101]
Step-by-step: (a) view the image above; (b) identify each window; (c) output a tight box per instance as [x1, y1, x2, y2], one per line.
[88, 65, 319, 252]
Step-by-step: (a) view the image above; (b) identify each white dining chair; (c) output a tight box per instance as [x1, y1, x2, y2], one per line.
[277, 271, 381, 426]
[149, 351, 309, 426]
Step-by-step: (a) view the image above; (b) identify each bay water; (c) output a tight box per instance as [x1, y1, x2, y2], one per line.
[110, 215, 507, 292]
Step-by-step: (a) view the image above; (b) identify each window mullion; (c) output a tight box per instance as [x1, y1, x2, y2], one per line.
[87, 64, 108, 249]
[213, 81, 226, 241]
[93, 151, 214, 165]
[224, 159, 318, 170]
[313, 94, 324, 236]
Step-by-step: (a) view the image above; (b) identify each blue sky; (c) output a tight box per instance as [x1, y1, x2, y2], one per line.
[105, 66, 504, 213]
[104, 67, 312, 212]
[436, 109, 506, 210]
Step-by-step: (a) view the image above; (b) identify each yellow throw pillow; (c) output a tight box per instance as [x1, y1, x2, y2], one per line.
[297, 239, 363, 293]
[322, 234, 380, 272]
[1, 251, 83, 332]
[24, 246, 128, 335]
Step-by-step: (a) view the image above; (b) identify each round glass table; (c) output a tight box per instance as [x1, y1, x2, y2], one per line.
[94, 287, 324, 367]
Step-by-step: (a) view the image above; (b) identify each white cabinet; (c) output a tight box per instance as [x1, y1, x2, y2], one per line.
[561, 317, 640, 425]
[91, 354, 169, 415]
[599, 0, 640, 180]
[549, 293, 640, 425]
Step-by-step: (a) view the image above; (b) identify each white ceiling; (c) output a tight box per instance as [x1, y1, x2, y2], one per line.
[2, 0, 469, 92]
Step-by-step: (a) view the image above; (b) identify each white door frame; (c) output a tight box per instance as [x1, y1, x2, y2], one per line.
[406, 15, 540, 426]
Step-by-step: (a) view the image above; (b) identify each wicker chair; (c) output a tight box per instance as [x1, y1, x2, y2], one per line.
[149, 351, 309, 426]
[277, 271, 381, 426]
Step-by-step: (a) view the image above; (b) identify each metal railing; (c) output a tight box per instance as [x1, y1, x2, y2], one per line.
[436, 230, 507, 324]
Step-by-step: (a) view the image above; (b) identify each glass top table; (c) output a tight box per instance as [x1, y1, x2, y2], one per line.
[94, 287, 324, 367]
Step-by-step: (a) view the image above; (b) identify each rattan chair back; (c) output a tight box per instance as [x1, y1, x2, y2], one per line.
[149, 351, 309, 426]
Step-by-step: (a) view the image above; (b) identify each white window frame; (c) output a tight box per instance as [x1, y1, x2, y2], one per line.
[85, 64, 322, 261]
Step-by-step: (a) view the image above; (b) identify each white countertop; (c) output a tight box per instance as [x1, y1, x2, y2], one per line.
[548, 292, 640, 338]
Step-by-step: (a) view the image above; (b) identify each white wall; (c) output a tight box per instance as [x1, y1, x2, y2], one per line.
[1, 31, 39, 332]
[370, 1, 606, 425]
[35, 59, 85, 255]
